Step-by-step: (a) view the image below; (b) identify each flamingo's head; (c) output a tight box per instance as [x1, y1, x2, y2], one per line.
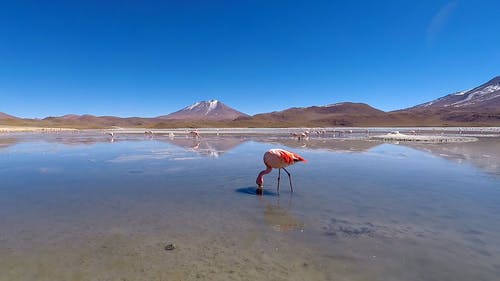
[256, 176, 264, 187]
[255, 177, 264, 195]
[256, 166, 272, 189]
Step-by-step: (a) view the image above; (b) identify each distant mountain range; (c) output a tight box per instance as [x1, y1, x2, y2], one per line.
[408, 76, 500, 111]
[233, 102, 390, 127]
[389, 76, 500, 125]
[1, 76, 499, 127]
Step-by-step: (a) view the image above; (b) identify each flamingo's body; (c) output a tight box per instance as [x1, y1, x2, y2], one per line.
[256, 149, 306, 194]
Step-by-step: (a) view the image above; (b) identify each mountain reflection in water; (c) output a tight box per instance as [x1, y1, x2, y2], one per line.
[0, 132, 499, 176]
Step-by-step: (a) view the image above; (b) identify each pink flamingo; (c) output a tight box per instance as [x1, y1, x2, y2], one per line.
[188, 130, 200, 138]
[256, 149, 307, 194]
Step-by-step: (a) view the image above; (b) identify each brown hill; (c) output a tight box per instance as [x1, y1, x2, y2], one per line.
[231, 102, 391, 127]
[40, 115, 157, 129]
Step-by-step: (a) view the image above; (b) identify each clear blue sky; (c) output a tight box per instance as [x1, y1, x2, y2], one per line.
[1, 0, 499, 118]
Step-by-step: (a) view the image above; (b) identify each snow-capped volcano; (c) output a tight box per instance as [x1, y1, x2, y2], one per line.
[409, 76, 500, 111]
[159, 99, 249, 120]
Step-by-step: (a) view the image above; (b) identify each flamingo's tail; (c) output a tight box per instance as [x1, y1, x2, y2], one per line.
[293, 153, 307, 163]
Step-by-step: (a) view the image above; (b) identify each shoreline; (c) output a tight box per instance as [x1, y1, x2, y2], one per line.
[2, 126, 498, 144]
[0, 126, 80, 133]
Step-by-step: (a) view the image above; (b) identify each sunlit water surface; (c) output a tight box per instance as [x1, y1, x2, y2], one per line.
[1, 133, 499, 281]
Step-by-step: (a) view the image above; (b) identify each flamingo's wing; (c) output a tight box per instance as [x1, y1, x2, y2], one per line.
[278, 150, 307, 165]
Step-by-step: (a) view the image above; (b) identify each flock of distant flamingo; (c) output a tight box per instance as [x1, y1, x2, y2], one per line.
[102, 128, 411, 194]
[102, 127, 485, 195]
[2, 127, 494, 196]
[103, 128, 432, 142]
[2, 125, 495, 197]
[104, 129, 309, 195]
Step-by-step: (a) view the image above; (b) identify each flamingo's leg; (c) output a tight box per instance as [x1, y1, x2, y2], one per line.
[283, 168, 293, 193]
[277, 168, 281, 194]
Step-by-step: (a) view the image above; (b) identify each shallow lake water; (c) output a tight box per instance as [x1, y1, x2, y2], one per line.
[1, 132, 499, 281]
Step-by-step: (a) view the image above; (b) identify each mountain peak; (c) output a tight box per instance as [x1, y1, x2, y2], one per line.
[487, 76, 500, 84]
[184, 100, 219, 114]
[160, 99, 248, 121]
[324, 102, 348, 107]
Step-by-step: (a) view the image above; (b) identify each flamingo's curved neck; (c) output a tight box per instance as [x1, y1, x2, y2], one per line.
[256, 166, 273, 186]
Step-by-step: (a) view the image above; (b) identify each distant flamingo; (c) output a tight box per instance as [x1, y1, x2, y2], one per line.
[188, 130, 200, 139]
[299, 132, 309, 141]
[145, 130, 154, 139]
[290, 131, 309, 141]
[256, 149, 307, 194]
[106, 132, 114, 143]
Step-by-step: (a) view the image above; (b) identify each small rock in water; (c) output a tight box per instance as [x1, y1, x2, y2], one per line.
[164, 243, 176, 251]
